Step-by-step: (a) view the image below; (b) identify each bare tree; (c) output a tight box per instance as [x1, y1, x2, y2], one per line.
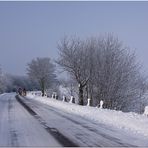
[57, 34, 147, 112]
[56, 37, 93, 105]
[87, 35, 147, 111]
[27, 57, 56, 96]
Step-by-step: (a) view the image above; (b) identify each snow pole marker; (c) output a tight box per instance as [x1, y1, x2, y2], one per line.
[87, 98, 91, 106]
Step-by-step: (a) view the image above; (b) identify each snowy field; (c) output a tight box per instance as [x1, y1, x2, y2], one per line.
[27, 92, 148, 139]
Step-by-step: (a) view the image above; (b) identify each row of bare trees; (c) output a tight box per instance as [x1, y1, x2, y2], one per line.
[1, 34, 147, 112]
[0, 73, 40, 93]
[56, 35, 147, 112]
[0, 58, 57, 97]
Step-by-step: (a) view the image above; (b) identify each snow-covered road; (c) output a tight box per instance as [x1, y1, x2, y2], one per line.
[0, 93, 61, 147]
[1, 93, 148, 147]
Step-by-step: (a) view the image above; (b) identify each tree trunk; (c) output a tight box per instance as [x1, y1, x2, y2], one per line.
[41, 89, 45, 96]
[78, 84, 84, 105]
[40, 79, 45, 97]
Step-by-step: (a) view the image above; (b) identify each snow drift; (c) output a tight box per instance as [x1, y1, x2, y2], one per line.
[27, 92, 148, 138]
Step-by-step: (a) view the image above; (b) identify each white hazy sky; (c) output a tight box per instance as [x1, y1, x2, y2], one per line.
[0, 1, 148, 76]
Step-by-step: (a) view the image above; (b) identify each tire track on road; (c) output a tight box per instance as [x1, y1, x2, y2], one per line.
[24, 97, 136, 147]
[8, 96, 19, 146]
[15, 95, 78, 147]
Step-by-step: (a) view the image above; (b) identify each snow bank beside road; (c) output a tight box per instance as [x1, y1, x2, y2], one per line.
[27, 93, 148, 138]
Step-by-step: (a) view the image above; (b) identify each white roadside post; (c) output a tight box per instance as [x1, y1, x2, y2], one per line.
[51, 94, 54, 99]
[62, 96, 66, 102]
[69, 96, 75, 103]
[100, 100, 104, 109]
[144, 106, 148, 117]
[87, 98, 91, 106]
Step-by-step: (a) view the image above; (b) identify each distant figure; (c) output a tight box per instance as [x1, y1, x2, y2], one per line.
[18, 87, 22, 96]
[23, 88, 26, 96]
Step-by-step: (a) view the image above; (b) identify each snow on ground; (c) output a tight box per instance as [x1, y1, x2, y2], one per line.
[27, 92, 148, 139]
[0, 93, 61, 147]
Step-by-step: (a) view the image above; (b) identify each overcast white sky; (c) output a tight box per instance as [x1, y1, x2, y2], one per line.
[0, 1, 148, 76]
